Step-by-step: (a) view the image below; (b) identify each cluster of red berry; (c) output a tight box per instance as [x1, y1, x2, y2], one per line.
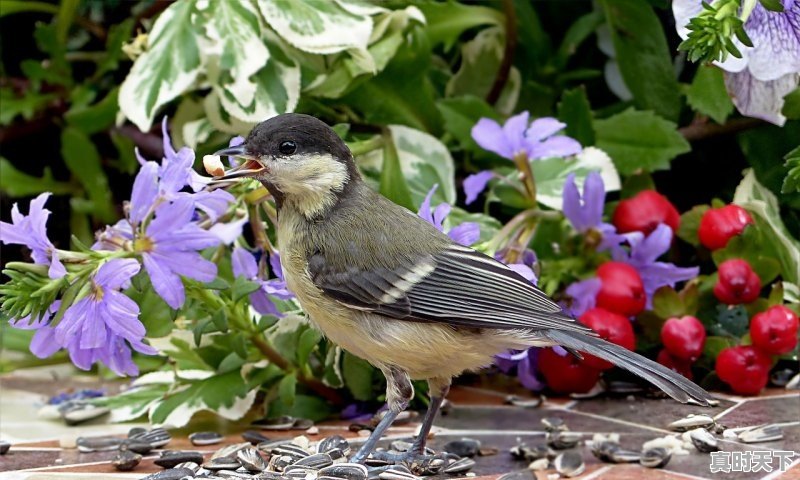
[698, 205, 798, 395]
[539, 192, 799, 396]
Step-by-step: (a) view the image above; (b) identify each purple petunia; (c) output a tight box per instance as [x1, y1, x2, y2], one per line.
[0, 193, 66, 279]
[466, 112, 582, 205]
[135, 198, 222, 309]
[418, 185, 480, 246]
[231, 247, 294, 317]
[673, 0, 800, 125]
[494, 348, 546, 391]
[54, 259, 157, 376]
[612, 224, 700, 308]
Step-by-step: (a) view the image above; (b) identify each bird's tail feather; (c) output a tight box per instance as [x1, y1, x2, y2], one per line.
[542, 329, 715, 406]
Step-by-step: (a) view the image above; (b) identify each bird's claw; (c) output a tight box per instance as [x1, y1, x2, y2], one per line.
[362, 450, 445, 476]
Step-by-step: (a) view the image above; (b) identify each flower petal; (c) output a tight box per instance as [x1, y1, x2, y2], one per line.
[583, 171, 606, 228]
[565, 278, 602, 317]
[130, 161, 160, 225]
[232, 247, 259, 279]
[30, 326, 61, 358]
[508, 263, 538, 285]
[142, 253, 185, 309]
[724, 70, 798, 126]
[525, 117, 566, 142]
[517, 348, 546, 391]
[95, 258, 141, 290]
[631, 223, 672, 265]
[471, 118, 513, 159]
[562, 173, 584, 231]
[209, 216, 248, 245]
[463, 170, 493, 205]
[250, 290, 282, 317]
[102, 290, 146, 342]
[417, 185, 439, 229]
[528, 135, 582, 160]
[741, 3, 800, 82]
[447, 222, 480, 246]
[503, 111, 530, 157]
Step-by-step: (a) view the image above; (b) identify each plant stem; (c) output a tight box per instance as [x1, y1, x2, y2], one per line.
[513, 153, 537, 204]
[251, 336, 344, 404]
[486, 0, 517, 105]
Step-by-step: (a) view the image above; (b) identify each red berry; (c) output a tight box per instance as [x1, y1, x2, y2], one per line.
[698, 205, 754, 251]
[713, 259, 761, 304]
[595, 262, 646, 316]
[715, 346, 772, 395]
[538, 347, 601, 394]
[578, 307, 636, 370]
[656, 349, 694, 380]
[660, 316, 707, 361]
[612, 190, 680, 235]
[750, 305, 799, 355]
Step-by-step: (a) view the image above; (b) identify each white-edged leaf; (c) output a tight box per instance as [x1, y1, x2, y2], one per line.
[357, 125, 456, 206]
[533, 146, 621, 210]
[119, 0, 202, 131]
[99, 384, 169, 423]
[217, 53, 300, 124]
[258, 0, 374, 55]
[733, 169, 800, 283]
[446, 26, 504, 99]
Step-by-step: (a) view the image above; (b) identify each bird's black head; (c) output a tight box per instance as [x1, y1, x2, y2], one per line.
[214, 114, 360, 216]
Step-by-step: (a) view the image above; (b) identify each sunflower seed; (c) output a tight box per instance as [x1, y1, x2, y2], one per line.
[131, 427, 172, 448]
[505, 395, 544, 408]
[294, 452, 333, 469]
[327, 448, 346, 464]
[318, 462, 368, 480]
[237, 447, 267, 472]
[292, 418, 315, 430]
[668, 414, 715, 432]
[254, 416, 296, 430]
[112, 450, 142, 471]
[155, 451, 205, 469]
[738, 424, 784, 443]
[191, 432, 224, 446]
[269, 455, 296, 472]
[554, 451, 585, 478]
[271, 443, 310, 461]
[688, 428, 719, 453]
[243, 430, 271, 445]
[61, 403, 110, 425]
[528, 458, 549, 471]
[128, 427, 148, 438]
[123, 440, 154, 455]
[510, 443, 551, 461]
[640, 447, 671, 469]
[547, 431, 581, 450]
[390, 440, 412, 452]
[205, 456, 243, 471]
[407, 456, 445, 476]
[497, 471, 535, 480]
[175, 461, 200, 473]
[443, 457, 475, 474]
[77, 436, 123, 453]
[254, 473, 292, 480]
[213, 443, 251, 460]
[443, 438, 480, 457]
[0, 440, 10, 455]
[217, 471, 254, 479]
[141, 468, 196, 480]
[378, 467, 420, 480]
[541, 417, 567, 432]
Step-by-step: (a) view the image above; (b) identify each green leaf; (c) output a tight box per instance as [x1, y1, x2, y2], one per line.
[703, 336, 737, 360]
[128, 283, 175, 338]
[0, 1, 58, 17]
[65, 88, 120, 135]
[446, 26, 504, 100]
[415, 1, 503, 50]
[95, 383, 168, 423]
[0, 158, 75, 197]
[759, 0, 785, 11]
[557, 87, 594, 146]
[738, 123, 800, 207]
[734, 169, 800, 283]
[0, 88, 57, 125]
[599, 0, 681, 121]
[119, 0, 202, 131]
[211, 309, 229, 332]
[278, 372, 297, 407]
[60, 127, 115, 221]
[594, 109, 691, 175]
[677, 205, 710, 247]
[296, 328, 322, 366]
[232, 276, 261, 303]
[258, 0, 379, 55]
[150, 369, 255, 427]
[378, 129, 415, 210]
[555, 11, 604, 70]
[342, 352, 374, 401]
[782, 87, 800, 120]
[782, 146, 800, 194]
[652, 286, 684, 319]
[620, 172, 656, 199]
[686, 66, 734, 124]
[359, 125, 457, 207]
[157, 337, 209, 371]
[55, 0, 79, 43]
[269, 394, 334, 422]
[531, 147, 621, 210]
[436, 95, 500, 153]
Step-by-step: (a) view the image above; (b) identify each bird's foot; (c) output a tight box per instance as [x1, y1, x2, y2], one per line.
[362, 450, 446, 476]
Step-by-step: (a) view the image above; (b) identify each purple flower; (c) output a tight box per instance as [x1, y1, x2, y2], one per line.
[209, 216, 249, 245]
[562, 172, 605, 233]
[232, 247, 294, 317]
[135, 198, 221, 309]
[418, 185, 480, 246]
[495, 248, 539, 285]
[463, 171, 494, 205]
[471, 112, 582, 161]
[0, 193, 66, 279]
[340, 402, 378, 422]
[494, 348, 545, 391]
[564, 278, 602, 317]
[673, 0, 800, 125]
[612, 224, 700, 307]
[54, 259, 157, 376]
[9, 301, 61, 359]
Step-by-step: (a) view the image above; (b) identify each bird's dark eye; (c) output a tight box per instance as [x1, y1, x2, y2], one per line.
[279, 140, 297, 155]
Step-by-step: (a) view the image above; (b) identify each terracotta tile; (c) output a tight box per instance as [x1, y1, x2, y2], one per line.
[715, 394, 800, 428]
[0, 449, 122, 472]
[571, 395, 736, 432]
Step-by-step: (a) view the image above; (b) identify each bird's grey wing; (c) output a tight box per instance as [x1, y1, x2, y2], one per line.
[307, 243, 593, 335]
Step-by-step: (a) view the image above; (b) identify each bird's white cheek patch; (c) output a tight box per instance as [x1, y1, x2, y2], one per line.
[270, 154, 350, 217]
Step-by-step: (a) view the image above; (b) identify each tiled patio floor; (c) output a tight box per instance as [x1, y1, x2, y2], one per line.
[0, 368, 798, 480]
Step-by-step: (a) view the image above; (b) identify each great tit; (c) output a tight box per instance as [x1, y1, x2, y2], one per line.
[213, 113, 713, 464]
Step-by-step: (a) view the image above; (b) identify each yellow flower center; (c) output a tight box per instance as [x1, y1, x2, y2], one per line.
[133, 236, 154, 253]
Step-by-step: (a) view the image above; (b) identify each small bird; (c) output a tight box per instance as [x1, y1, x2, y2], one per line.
[213, 113, 713, 464]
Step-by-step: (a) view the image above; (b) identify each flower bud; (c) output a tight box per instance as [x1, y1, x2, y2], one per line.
[698, 205, 753, 250]
[612, 190, 680, 235]
[713, 259, 761, 304]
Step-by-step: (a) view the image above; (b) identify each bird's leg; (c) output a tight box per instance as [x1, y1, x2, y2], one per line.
[408, 377, 451, 454]
[367, 377, 452, 465]
[351, 367, 413, 464]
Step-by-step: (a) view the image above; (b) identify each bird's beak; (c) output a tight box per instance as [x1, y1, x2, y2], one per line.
[211, 145, 266, 181]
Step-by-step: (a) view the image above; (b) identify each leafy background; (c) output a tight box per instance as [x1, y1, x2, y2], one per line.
[1, 0, 798, 424]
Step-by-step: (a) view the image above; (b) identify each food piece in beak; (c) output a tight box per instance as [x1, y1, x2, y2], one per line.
[203, 155, 225, 177]
[210, 145, 266, 181]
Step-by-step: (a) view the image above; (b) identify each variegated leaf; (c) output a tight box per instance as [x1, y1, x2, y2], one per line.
[532, 146, 621, 210]
[119, 0, 202, 131]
